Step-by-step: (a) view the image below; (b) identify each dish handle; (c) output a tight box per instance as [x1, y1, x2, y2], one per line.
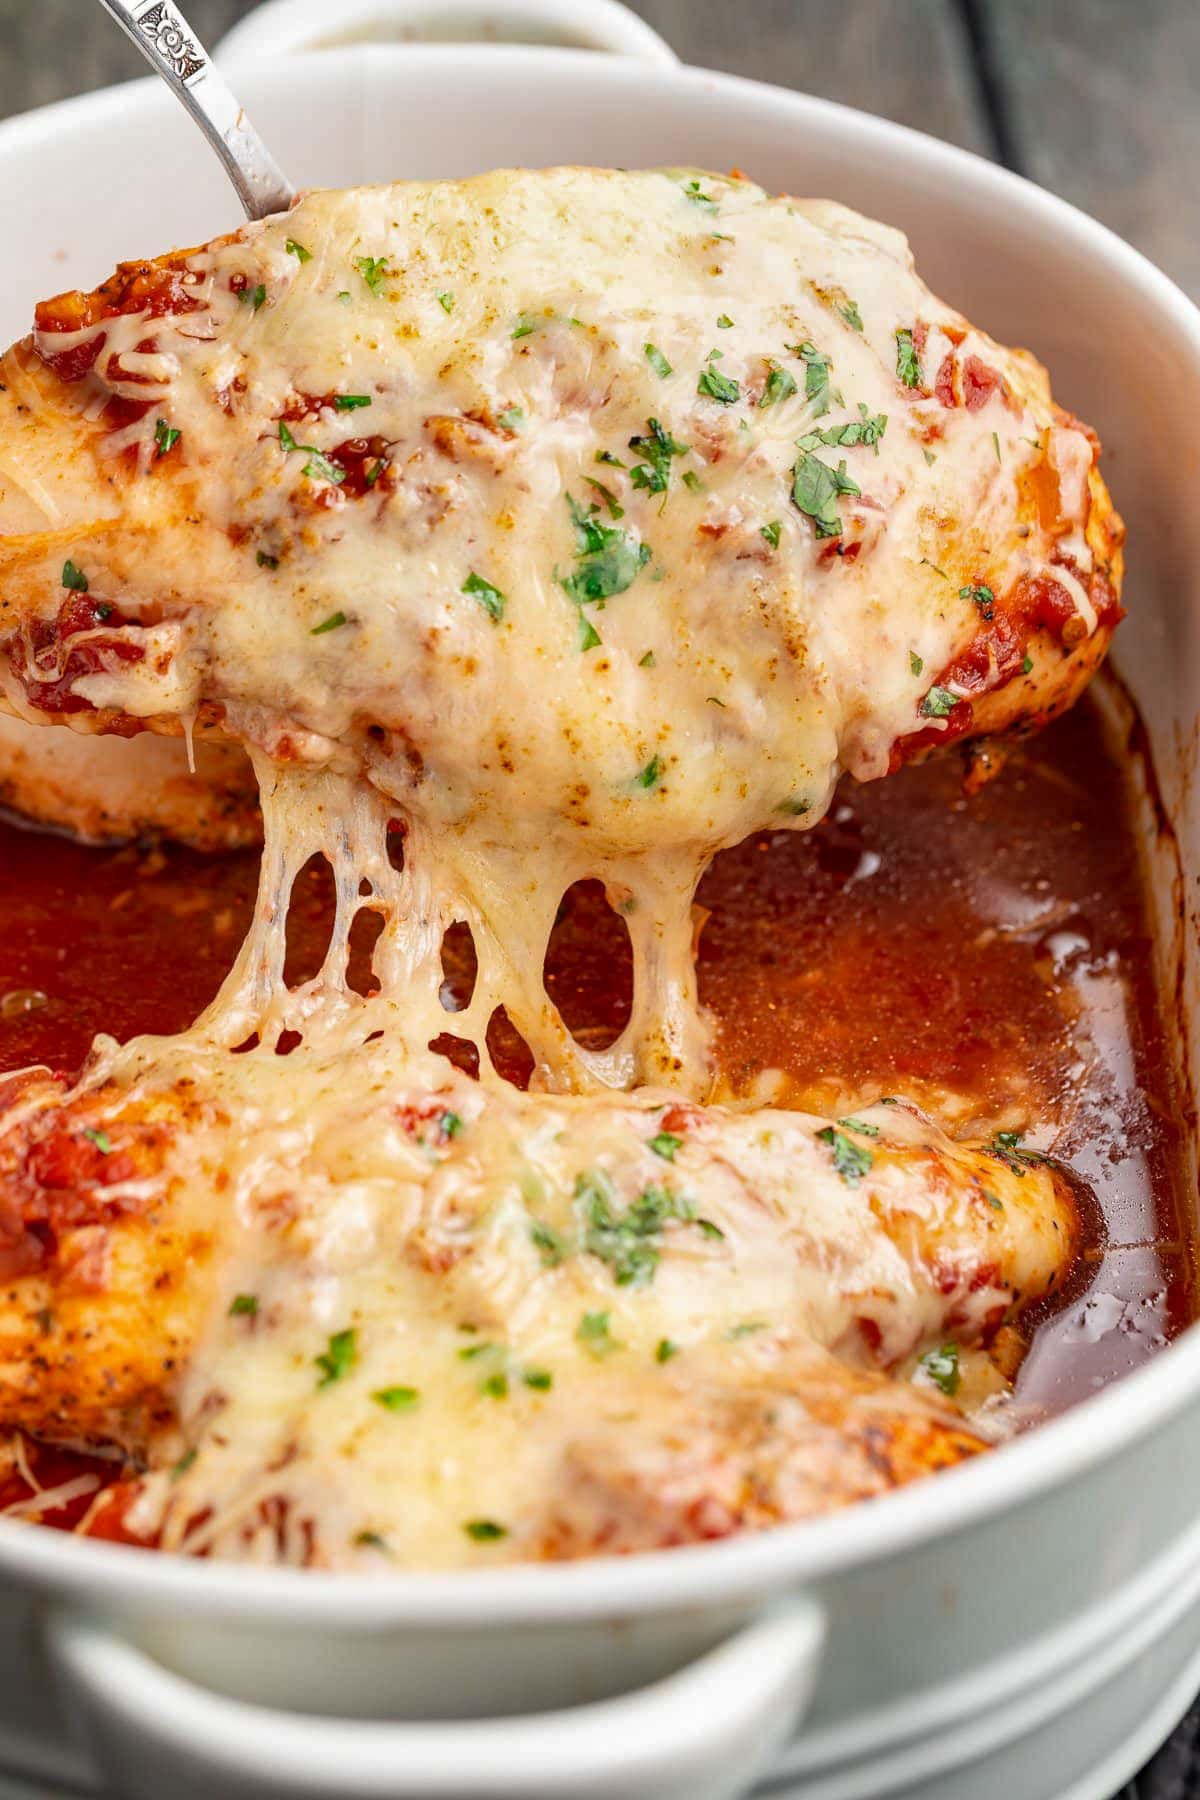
[46, 1598, 824, 1800]
[214, 0, 679, 68]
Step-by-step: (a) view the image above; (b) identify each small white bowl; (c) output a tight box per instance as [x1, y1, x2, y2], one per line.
[216, 0, 679, 66]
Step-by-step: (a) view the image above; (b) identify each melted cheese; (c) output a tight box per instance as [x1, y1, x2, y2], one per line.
[0, 169, 1117, 1566]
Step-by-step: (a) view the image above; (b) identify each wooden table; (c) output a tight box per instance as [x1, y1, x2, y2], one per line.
[0, 4, 1192, 1797]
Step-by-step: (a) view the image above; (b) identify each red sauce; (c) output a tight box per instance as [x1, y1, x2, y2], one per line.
[0, 690, 1193, 1523]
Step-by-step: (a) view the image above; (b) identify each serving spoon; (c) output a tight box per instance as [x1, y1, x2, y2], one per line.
[96, 0, 294, 220]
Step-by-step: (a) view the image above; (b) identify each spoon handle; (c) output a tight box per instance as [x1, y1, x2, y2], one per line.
[95, 0, 295, 221]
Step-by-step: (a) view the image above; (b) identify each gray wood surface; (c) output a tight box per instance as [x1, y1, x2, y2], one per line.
[0, 0, 1196, 297]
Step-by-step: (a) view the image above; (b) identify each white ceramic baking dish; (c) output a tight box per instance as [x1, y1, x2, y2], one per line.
[2, 7, 1200, 1797]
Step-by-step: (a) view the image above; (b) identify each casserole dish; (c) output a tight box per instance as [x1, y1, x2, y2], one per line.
[2, 11, 1200, 1797]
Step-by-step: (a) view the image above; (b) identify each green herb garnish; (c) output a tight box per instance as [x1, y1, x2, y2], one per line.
[334, 394, 372, 411]
[645, 343, 673, 378]
[311, 611, 347, 635]
[82, 1127, 111, 1154]
[61, 560, 88, 592]
[697, 362, 740, 404]
[920, 686, 957, 719]
[285, 238, 312, 263]
[791, 450, 860, 538]
[373, 1386, 419, 1411]
[760, 362, 798, 409]
[817, 1126, 873, 1187]
[919, 1342, 960, 1396]
[896, 327, 922, 388]
[355, 255, 389, 294]
[464, 1518, 507, 1541]
[315, 1327, 358, 1388]
[229, 1293, 258, 1317]
[462, 571, 506, 623]
[154, 418, 180, 457]
[760, 520, 782, 549]
[649, 1131, 682, 1161]
[628, 417, 689, 496]
[960, 582, 995, 620]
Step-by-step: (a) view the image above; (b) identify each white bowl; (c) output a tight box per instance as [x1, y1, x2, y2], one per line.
[2, 22, 1200, 1800]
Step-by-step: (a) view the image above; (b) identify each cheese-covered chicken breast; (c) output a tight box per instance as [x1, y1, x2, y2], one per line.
[0, 1060, 1075, 1564]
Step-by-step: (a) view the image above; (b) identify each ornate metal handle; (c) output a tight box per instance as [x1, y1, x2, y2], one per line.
[95, 0, 295, 221]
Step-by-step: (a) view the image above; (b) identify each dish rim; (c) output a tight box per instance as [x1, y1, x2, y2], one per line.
[1, 40, 1199, 1626]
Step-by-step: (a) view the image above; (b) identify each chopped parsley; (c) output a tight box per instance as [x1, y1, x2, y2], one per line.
[919, 1342, 960, 1397]
[639, 650, 655, 668]
[464, 1518, 507, 1541]
[919, 686, 958, 719]
[634, 754, 662, 790]
[628, 417, 689, 496]
[461, 570, 506, 623]
[522, 1368, 553, 1391]
[372, 1386, 419, 1411]
[696, 1217, 726, 1241]
[458, 1341, 498, 1361]
[761, 520, 782, 549]
[989, 1130, 1045, 1175]
[655, 1338, 678, 1363]
[285, 238, 312, 263]
[596, 449, 627, 468]
[82, 1127, 111, 1153]
[334, 393, 372, 411]
[480, 1371, 510, 1400]
[355, 1531, 390, 1552]
[560, 495, 650, 645]
[315, 1327, 358, 1388]
[796, 404, 887, 451]
[910, 651, 924, 676]
[896, 327, 922, 389]
[238, 283, 266, 312]
[716, 313, 734, 329]
[791, 449, 860, 538]
[154, 418, 180, 457]
[577, 1309, 618, 1353]
[838, 1115, 880, 1137]
[257, 551, 279, 569]
[530, 1219, 567, 1266]
[759, 362, 798, 409]
[817, 1126, 873, 1188]
[960, 582, 995, 620]
[777, 796, 811, 816]
[697, 362, 740, 404]
[681, 177, 716, 209]
[511, 312, 538, 339]
[436, 290, 455, 313]
[838, 297, 864, 331]
[984, 1192, 1005, 1211]
[681, 469, 703, 492]
[311, 611, 347, 635]
[498, 405, 526, 432]
[441, 1111, 464, 1139]
[645, 343, 673, 378]
[278, 422, 344, 486]
[792, 341, 837, 417]
[584, 477, 624, 519]
[228, 1293, 258, 1317]
[171, 1448, 198, 1480]
[649, 1130, 682, 1161]
[61, 560, 88, 592]
[1021, 655, 1034, 675]
[577, 1172, 695, 1286]
[354, 255, 389, 294]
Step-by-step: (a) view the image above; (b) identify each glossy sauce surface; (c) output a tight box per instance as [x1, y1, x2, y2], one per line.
[0, 691, 1191, 1466]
